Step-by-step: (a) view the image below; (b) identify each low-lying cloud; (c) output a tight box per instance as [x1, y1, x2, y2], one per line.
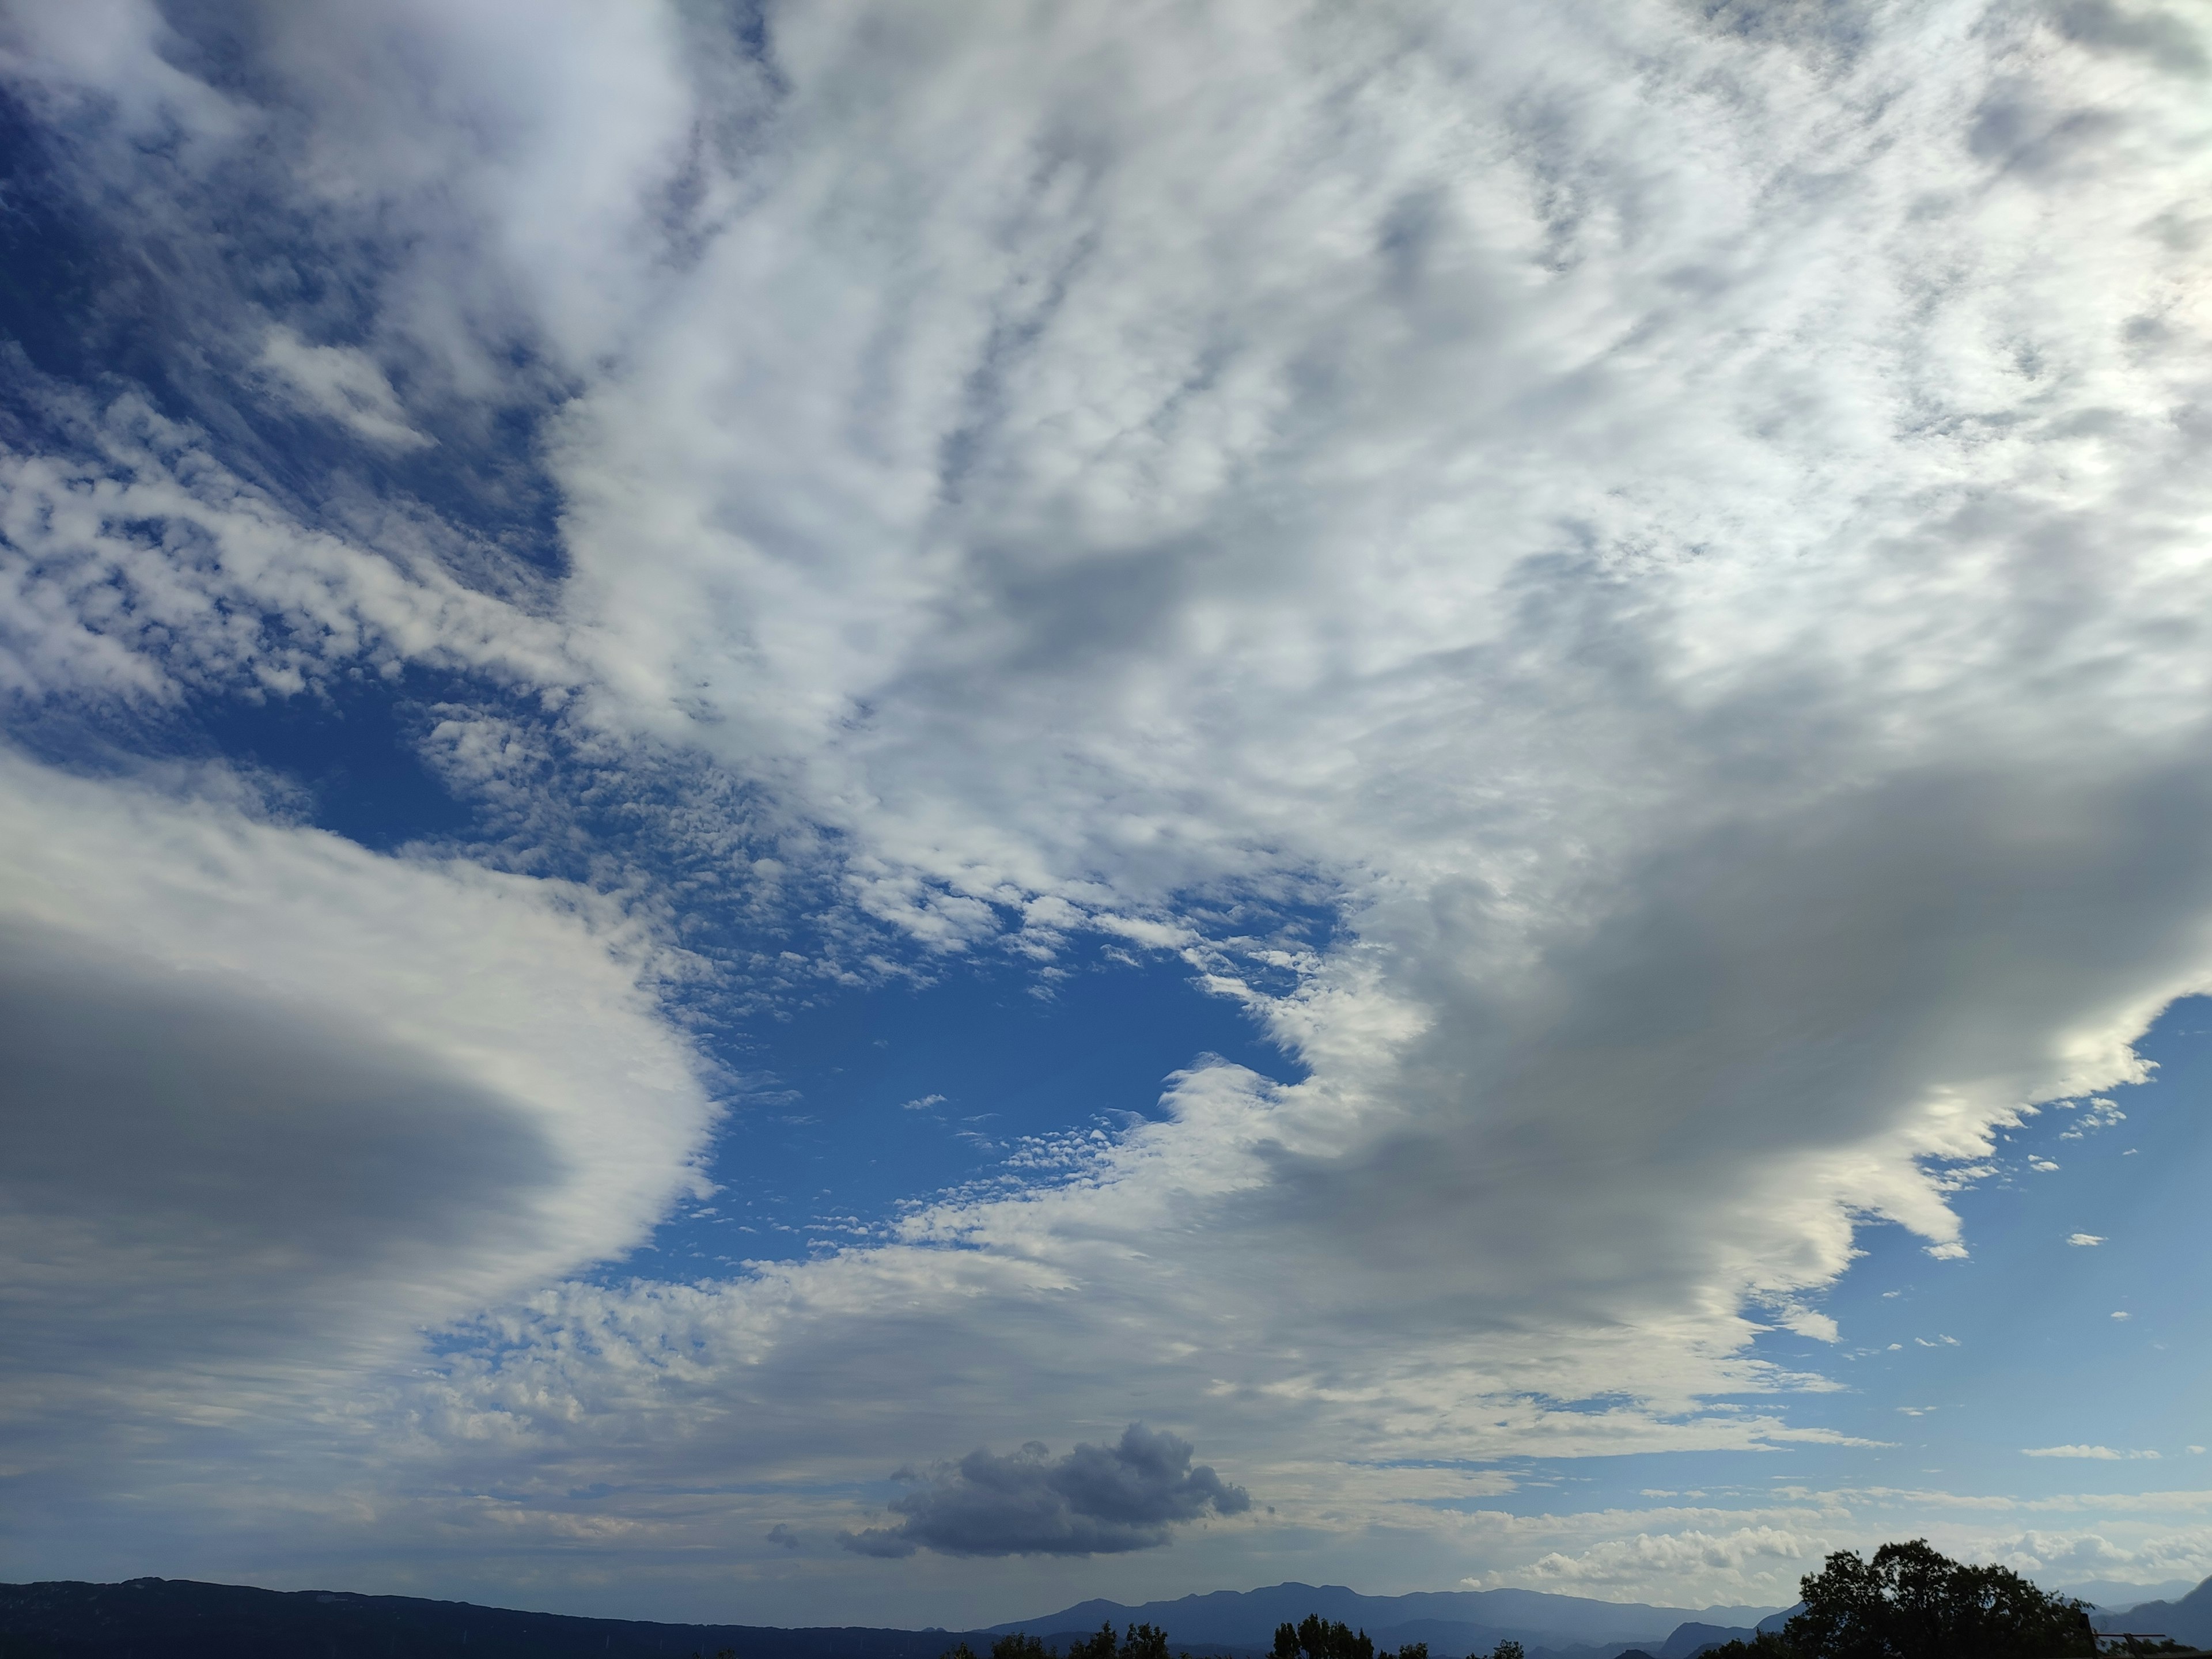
[842, 1424, 1249, 1558]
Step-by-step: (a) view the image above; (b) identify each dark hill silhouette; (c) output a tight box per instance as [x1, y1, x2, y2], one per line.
[1652, 1624, 1760, 1659]
[0, 1577, 1798, 1659]
[0, 1579, 1002, 1659]
[2092, 1575, 2212, 1647]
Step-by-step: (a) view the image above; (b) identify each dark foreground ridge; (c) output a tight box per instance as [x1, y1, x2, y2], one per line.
[0, 1580, 1005, 1659]
[990, 1583, 1785, 1658]
[0, 1580, 1760, 1659]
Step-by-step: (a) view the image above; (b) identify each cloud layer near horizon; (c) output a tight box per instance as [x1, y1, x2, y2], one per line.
[2, 0, 2211, 1619]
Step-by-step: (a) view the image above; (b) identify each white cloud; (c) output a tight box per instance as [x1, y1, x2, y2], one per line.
[0, 747, 714, 1450]
[254, 327, 433, 449]
[2025, 1448, 2162, 1460]
[0, 386, 571, 703]
[2069, 1233, 2107, 1247]
[1465, 1522, 1825, 1606]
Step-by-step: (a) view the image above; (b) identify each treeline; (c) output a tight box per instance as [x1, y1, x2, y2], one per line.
[940, 1540, 2188, 1659]
[940, 1616, 1513, 1659]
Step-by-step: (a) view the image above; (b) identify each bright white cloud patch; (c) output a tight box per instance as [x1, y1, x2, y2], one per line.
[254, 327, 434, 449]
[0, 0, 2209, 1619]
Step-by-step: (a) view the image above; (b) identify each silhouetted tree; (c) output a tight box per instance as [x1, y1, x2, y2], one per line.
[1696, 1635, 1792, 1659]
[1276, 1616, 1376, 1659]
[1039, 1622, 1184, 1659]
[1484, 1641, 1525, 1659]
[1699, 1539, 2094, 1659]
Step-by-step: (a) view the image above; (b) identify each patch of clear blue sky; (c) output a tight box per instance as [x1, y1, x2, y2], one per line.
[1752, 995, 2212, 1487]
[8, 663, 484, 852]
[642, 941, 1301, 1268]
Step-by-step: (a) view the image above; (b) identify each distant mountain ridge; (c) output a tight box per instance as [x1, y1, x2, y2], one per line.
[989, 1582, 1782, 1659]
[0, 1578, 1773, 1659]
[21, 1571, 2189, 1659]
[2061, 1580, 2201, 1614]
[2090, 1577, 2212, 1647]
[0, 1579, 1001, 1659]
[0, 1577, 1771, 1659]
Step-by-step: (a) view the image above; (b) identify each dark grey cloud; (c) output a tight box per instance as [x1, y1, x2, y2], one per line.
[2048, 0, 2207, 74]
[841, 1424, 1249, 1558]
[0, 919, 565, 1394]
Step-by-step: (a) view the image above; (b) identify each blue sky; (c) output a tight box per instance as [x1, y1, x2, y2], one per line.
[2, 0, 2211, 1633]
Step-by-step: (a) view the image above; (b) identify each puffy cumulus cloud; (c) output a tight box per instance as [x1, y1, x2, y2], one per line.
[0, 747, 714, 1468]
[841, 1424, 1248, 1558]
[1989, 1527, 2212, 1589]
[3, 0, 2212, 1612]
[1514, 1527, 1822, 1596]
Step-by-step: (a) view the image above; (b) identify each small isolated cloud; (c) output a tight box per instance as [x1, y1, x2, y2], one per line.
[2031, 1158, 2062, 1172]
[766, 1524, 800, 1551]
[255, 326, 433, 449]
[840, 1423, 1248, 1558]
[900, 1094, 945, 1112]
[2068, 1233, 2106, 1247]
[2113, 1311, 2132, 1321]
[1089, 914, 1196, 950]
[2191, 1446, 2207, 1455]
[2022, 1446, 2161, 1459]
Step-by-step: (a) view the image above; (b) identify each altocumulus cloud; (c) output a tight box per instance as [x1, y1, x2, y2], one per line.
[841, 1425, 1249, 1558]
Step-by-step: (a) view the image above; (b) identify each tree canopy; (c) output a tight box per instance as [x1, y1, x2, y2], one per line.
[948, 1625, 1179, 1659]
[1270, 1615, 1431, 1659]
[1701, 1539, 2096, 1659]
